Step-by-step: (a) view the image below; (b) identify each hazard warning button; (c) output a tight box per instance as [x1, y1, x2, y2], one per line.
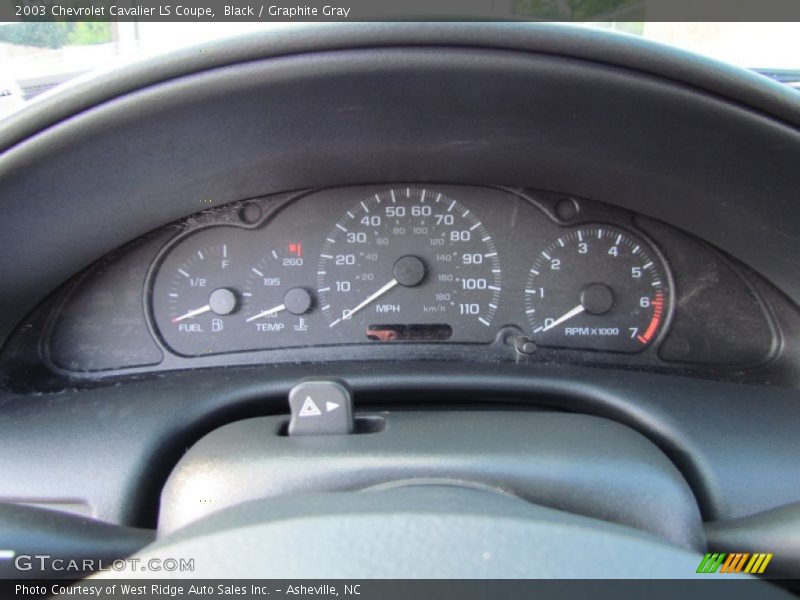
[288, 380, 354, 436]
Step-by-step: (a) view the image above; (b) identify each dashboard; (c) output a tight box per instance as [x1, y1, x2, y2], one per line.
[2, 25, 800, 578]
[3, 183, 791, 388]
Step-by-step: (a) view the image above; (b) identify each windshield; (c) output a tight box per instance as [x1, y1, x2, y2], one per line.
[1, 21, 799, 119]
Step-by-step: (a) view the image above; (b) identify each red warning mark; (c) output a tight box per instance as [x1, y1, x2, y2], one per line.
[637, 293, 664, 345]
[288, 242, 303, 258]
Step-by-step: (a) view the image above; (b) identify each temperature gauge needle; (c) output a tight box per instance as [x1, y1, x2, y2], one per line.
[246, 303, 286, 322]
[536, 304, 586, 333]
[172, 304, 211, 323]
[330, 278, 399, 327]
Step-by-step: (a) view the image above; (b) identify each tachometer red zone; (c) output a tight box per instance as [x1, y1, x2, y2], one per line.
[637, 292, 664, 345]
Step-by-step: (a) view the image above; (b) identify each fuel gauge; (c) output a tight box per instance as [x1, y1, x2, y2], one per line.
[151, 231, 246, 356]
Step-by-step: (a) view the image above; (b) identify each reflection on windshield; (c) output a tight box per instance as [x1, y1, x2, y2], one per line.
[0, 22, 292, 114]
[0, 21, 799, 118]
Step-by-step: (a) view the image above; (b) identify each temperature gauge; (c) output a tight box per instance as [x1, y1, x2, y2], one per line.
[243, 243, 314, 339]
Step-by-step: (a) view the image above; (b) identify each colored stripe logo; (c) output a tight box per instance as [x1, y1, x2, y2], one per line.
[696, 552, 773, 574]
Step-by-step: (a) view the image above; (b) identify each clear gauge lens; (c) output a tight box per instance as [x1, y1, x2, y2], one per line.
[242, 244, 314, 341]
[524, 225, 671, 352]
[317, 187, 502, 341]
[152, 230, 316, 356]
[152, 233, 244, 356]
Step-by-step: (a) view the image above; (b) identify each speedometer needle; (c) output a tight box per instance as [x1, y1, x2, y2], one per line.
[330, 278, 399, 327]
[172, 304, 211, 323]
[246, 303, 286, 322]
[536, 304, 586, 333]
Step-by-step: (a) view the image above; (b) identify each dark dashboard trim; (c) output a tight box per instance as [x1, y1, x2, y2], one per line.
[3, 23, 800, 152]
[0, 362, 797, 527]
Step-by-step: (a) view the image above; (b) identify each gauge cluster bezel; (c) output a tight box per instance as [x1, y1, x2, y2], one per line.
[139, 185, 676, 363]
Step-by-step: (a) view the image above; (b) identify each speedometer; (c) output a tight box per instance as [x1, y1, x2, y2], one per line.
[317, 187, 502, 342]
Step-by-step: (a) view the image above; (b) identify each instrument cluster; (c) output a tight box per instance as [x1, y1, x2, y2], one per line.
[149, 185, 673, 357]
[3, 181, 778, 386]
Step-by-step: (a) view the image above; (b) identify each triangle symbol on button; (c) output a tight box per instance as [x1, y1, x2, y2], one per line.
[326, 401, 340, 412]
[299, 396, 322, 417]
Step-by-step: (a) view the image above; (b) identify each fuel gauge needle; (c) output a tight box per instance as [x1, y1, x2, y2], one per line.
[172, 304, 211, 323]
[535, 304, 585, 333]
[246, 304, 286, 322]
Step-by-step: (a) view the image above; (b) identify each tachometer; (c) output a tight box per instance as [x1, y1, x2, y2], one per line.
[524, 225, 671, 352]
[317, 187, 502, 341]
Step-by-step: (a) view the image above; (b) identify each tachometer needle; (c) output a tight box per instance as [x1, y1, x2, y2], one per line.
[246, 303, 287, 322]
[330, 278, 399, 327]
[172, 304, 211, 323]
[537, 304, 586, 333]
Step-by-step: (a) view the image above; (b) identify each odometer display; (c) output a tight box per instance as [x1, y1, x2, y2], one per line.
[524, 225, 671, 352]
[317, 187, 502, 341]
